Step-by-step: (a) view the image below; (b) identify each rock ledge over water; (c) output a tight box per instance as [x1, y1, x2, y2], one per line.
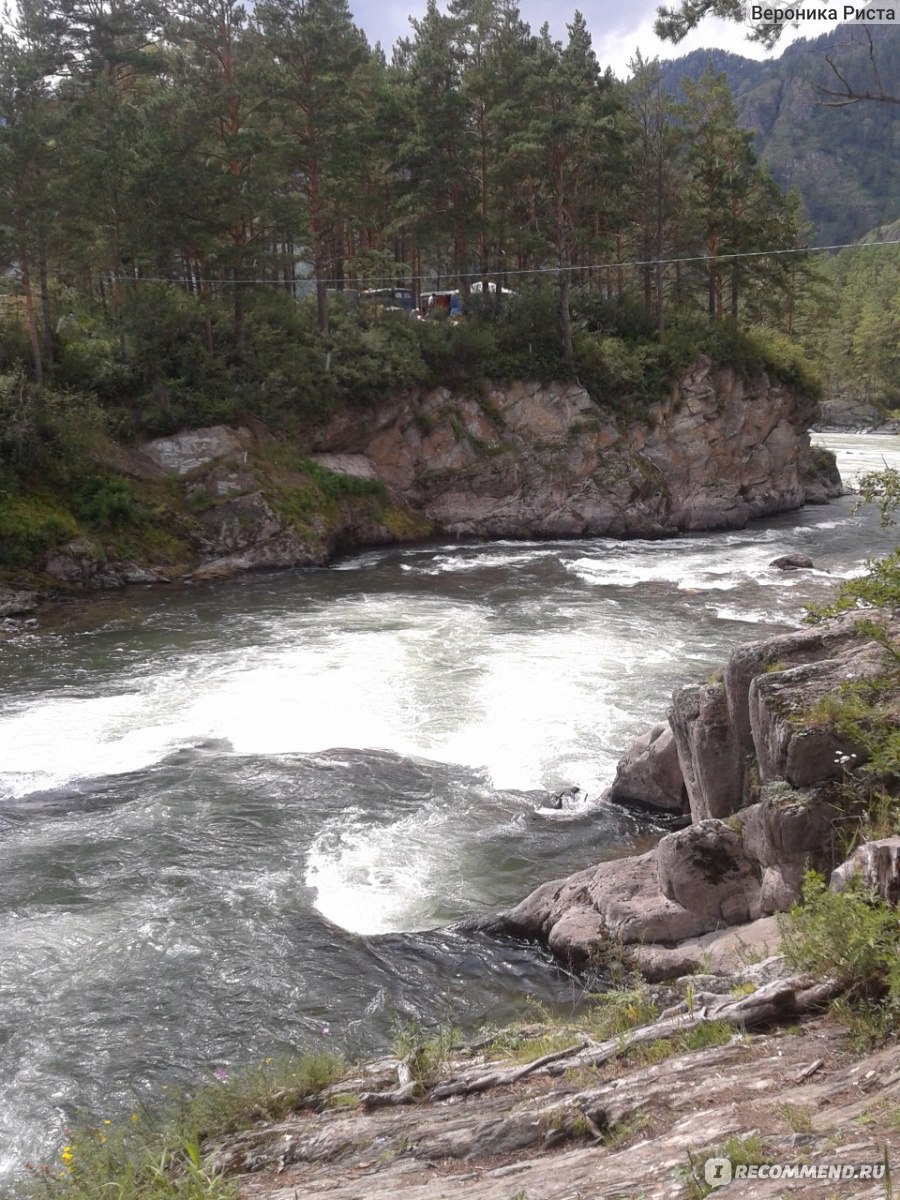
[483, 614, 898, 979]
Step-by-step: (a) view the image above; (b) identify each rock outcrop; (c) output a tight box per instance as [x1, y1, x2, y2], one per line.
[488, 614, 898, 976]
[215, 1012, 899, 1200]
[816, 393, 882, 430]
[770, 552, 814, 570]
[831, 836, 900, 905]
[314, 361, 840, 539]
[0, 585, 38, 618]
[5, 362, 839, 602]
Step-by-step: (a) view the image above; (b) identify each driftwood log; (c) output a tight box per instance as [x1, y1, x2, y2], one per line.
[356, 974, 843, 1108]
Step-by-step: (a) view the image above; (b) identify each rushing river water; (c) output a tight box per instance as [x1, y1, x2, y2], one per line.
[0, 431, 898, 1181]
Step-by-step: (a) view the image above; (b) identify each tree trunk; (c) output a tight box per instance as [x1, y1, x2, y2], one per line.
[559, 270, 573, 369]
[38, 235, 53, 370]
[16, 232, 43, 386]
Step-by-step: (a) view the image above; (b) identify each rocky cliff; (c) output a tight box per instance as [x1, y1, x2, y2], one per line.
[0, 361, 840, 606]
[489, 613, 900, 981]
[313, 359, 840, 539]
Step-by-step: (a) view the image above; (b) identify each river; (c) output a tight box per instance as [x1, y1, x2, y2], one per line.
[0, 431, 897, 1182]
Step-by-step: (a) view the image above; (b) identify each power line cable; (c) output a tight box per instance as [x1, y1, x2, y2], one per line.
[41, 235, 900, 289]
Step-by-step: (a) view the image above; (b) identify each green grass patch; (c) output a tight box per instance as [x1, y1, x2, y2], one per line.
[0, 491, 79, 567]
[392, 1020, 458, 1092]
[11, 1050, 347, 1200]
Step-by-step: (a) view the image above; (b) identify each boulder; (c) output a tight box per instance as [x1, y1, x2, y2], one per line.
[656, 820, 763, 926]
[629, 916, 783, 982]
[311, 453, 378, 479]
[141, 425, 251, 478]
[607, 722, 686, 813]
[770, 553, 814, 570]
[42, 538, 125, 590]
[738, 785, 840, 910]
[495, 849, 716, 968]
[0, 586, 38, 617]
[195, 492, 283, 555]
[831, 837, 900, 906]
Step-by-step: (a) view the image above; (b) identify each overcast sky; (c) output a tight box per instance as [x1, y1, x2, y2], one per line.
[0, 0, 840, 76]
[357, 0, 839, 75]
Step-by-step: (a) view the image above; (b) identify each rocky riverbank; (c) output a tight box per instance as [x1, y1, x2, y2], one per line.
[484, 612, 900, 981]
[0, 360, 841, 614]
[210, 1009, 896, 1200]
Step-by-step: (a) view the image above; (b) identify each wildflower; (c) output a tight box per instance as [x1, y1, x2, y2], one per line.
[214, 1066, 228, 1081]
[61, 1147, 73, 1164]
[322, 1024, 330, 1036]
[103, 1120, 111, 1126]
[130, 1113, 139, 1124]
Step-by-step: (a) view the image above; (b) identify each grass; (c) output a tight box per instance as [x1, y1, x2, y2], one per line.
[778, 1102, 814, 1133]
[679, 1021, 734, 1052]
[392, 1019, 458, 1091]
[484, 985, 659, 1065]
[682, 1133, 769, 1199]
[10, 1051, 346, 1200]
[603, 1110, 652, 1149]
[582, 987, 660, 1041]
[780, 871, 900, 1044]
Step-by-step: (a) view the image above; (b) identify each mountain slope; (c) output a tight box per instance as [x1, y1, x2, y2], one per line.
[658, 25, 900, 244]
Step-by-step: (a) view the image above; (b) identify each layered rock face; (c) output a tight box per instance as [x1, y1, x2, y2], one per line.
[492, 615, 898, 979]
[27, 362, 837, 594]
[315, 360, 841, 539]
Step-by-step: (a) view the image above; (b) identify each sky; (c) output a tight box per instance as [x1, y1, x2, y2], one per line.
[354, 0, 840, 74]
[0, 0, 841, 75]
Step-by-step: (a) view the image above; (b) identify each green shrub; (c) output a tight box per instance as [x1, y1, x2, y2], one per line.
[392, 1019, 458, 1091]
[660, 313, 820, 397]
[0, 372, 106, 480]
[481, 285, 566, 382]
[584, 987, 659, 1040]
[0, 312, 35, 372]
[73, 475, 139, 529]
[178, 1052, 346, 1139]
[328, 304, 425, 403]
[416, 312, 497, 390]
[779, 871, 900, 1010]
[573, 332, 669, 411]
[570, 288, 658, 340]
[754, 328, 822, 397]
[0, 492, 79, 567]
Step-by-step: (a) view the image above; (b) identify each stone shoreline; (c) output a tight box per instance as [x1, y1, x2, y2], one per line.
[481, 612, 899, 981]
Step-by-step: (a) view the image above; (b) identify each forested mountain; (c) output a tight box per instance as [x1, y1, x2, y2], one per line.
[658, 25, 900, 245]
